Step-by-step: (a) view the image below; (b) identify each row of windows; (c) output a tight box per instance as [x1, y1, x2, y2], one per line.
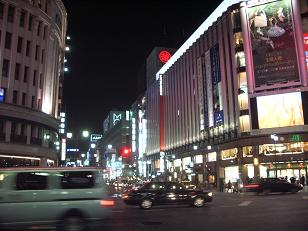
[0, 30, 46, 62]
[0, 87, 42, 109]
[0, 1, 49, 37]
[2, 59, 44, 87]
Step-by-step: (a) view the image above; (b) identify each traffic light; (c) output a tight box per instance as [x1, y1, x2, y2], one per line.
[119, 147, 132, 158]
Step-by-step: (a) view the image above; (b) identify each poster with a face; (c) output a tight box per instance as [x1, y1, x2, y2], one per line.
[247, 0, 299, 88]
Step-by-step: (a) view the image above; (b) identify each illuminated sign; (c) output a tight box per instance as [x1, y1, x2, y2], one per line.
[158, 50, 172, 63]
[90, 134, 102, 142]
[113, 113, 122, 125]
[0, 88, 4, 102]
[61, 138, 66, 161]
[290, 134, 301, 142]
[304, 33, 308, 70]
[257, 92, 304, 129]
[247, 0, 299, 89]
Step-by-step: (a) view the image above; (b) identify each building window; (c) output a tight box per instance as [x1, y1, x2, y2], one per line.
[22, 93, 26, 106]
[37, 21, 41, 36]
[39, 73, 43, 88]
[2, 59, 9, 77]
[35, 45, 39, 60]
[24, 66, 29, 83]
[5, 32, 12, 49]
[7, 5, 15, 23]
[28, 14, 33, 31]
[37, 98, 41, 109]
[45, 0, 48, 13]
[41, 49, 45, 64]
[26, 40, 30, 56]
[13, 90, 18, 104]
[20, 10, 26, 27]
[0, 1, 4, 19]
[31, 96, 35, 108]
[20, 123, 26, 136]
[17, 37, 23, 53]
[14, 63, 20, 80]
[33, 70, 37, 86]
[43, 25, 47, 40]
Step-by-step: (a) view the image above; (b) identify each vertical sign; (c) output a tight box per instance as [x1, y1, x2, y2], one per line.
[0, 88, 4, 102]
[61, 138, 66, 161]
[202, 55, 209, 128]
[304, 33, 308, 71]
[247, 0, 299, 88]
[197, 57, 205, 131]
[205, 50, 213, 127]
[211, 44, 223, 125]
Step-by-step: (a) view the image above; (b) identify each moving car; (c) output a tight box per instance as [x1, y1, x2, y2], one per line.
[0, 167, 115, 231]
[242, 178, 303, 194]
[122, 181, 213, 209]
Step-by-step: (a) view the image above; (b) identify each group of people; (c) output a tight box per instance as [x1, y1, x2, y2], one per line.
[288, 175, 306, 186]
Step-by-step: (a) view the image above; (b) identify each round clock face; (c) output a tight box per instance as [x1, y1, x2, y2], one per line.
[159, 50, 172, 63]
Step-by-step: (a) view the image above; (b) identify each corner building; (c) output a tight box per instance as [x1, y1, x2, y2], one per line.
[0, 0, 67, 167]
[145, 0, 308, 188]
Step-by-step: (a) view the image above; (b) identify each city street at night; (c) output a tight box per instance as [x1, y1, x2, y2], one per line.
[92, 190, 308, 231]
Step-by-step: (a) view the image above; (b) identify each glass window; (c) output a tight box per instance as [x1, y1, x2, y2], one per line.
[37, 21, 41, 36]
[20, 10, 26, 27]
[24, 66, 29, 82]
[13, 90, 18, 104]
[22, 93, 26, 106]
[0, 2, 4, 19]
[14, 63, 20, 80]
[16, 172, 48, 190]
[17, 37, 23, 53]
[33, 70, 37, 85]
[7, 5, 15, 23]
[26, 40, 30, 56]
[28, 14, 33, 31]
[5, 32, 12, 49]
[143, 182, 165, 191]
[2, 59, 9, 77]
[167, 182, 184, 191]
[31, 96, 35, 108]
[35, 45, 39, 60]
[41, 49, 45, 64]
[60, 171, 95, 189]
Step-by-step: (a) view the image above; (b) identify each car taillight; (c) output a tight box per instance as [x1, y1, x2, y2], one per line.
[100, 199, 115, 206]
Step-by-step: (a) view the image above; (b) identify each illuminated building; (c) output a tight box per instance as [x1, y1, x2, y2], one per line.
[145, 0, 308, 188]
[0, 0, 67, 167]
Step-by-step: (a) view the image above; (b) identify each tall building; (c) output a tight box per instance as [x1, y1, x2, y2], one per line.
[145, 0, 308, 188]
[0, 0, 67, 167]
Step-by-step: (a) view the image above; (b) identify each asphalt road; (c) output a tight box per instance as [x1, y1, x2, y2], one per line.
[91, 190, 308, 231]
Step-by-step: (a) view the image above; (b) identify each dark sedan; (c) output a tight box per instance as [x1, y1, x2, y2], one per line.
[242, 178, 303, 194]
[122, 181, 213, 209]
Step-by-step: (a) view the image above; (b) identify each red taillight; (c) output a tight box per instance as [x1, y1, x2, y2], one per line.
[100, 199, 115, 206]
[244, 184, 259, 188]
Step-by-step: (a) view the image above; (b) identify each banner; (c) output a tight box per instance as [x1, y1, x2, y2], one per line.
[205, 50, 213, 127]
[210, 44, 223, 125]
[248, 0, 299, 87]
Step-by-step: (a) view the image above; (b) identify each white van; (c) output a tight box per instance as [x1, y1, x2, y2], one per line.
[0, 167, 115, 231]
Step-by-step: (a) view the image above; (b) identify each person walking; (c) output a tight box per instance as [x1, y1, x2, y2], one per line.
[300, 175, 306, 186]
[227, 180, 232, 193]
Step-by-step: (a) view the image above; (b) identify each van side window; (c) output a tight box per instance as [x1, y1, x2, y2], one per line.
[60, 171, 95, 189]
[16, 172, 47, 190]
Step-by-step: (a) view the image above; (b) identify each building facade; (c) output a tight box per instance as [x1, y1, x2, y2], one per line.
[0, 0, 67, 167]
[145, 0, 308, 189]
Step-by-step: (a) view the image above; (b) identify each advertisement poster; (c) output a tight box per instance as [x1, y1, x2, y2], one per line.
[248, 0, 299, 87]
[210, 44, 223, 125]
[197, 57, 205, 131]
[202, 55, 208, 128]
[205, 50, 213, 127]
[257, 92, 304, 129]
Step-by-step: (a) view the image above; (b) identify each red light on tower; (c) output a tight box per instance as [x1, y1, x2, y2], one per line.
[159, 50, 172, 63]
[119, 147, 132, 158]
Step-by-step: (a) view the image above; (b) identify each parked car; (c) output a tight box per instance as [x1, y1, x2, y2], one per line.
[242, 178, 303, 194]
[0, 167, 115, 231]
[122, 181, 213, 209]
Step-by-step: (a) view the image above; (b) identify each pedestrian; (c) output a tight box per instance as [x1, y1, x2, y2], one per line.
[227, 180, 232, 193]
[290, 177, 296, 184]
[233, 181, 239, 193]
[300, 175, 306, 186]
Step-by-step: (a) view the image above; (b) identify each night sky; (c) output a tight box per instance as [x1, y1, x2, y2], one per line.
[62, 0, 223, 135]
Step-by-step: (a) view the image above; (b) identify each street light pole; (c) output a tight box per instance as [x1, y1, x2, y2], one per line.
[270, 134, 279, 178]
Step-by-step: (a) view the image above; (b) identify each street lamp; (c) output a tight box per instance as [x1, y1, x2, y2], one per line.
[82, 130, 89, 138]
[270, 134, 279, 178]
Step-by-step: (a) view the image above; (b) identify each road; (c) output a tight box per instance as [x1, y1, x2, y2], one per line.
[91, 190, 308, 231]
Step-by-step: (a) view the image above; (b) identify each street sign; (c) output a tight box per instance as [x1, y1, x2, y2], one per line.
[90, 134, 102, 142]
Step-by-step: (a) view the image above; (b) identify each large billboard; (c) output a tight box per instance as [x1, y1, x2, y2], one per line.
[257, 92, 304, 129]
[247, 0, 299, 88]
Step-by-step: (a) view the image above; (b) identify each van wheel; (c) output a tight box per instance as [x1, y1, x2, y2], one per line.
[59, 214, 86, 231]
[193, 197, 205, 207]
[140, 198, 152, 209]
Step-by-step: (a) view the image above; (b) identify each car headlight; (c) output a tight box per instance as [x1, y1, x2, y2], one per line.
[208, 192, 213, 197]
